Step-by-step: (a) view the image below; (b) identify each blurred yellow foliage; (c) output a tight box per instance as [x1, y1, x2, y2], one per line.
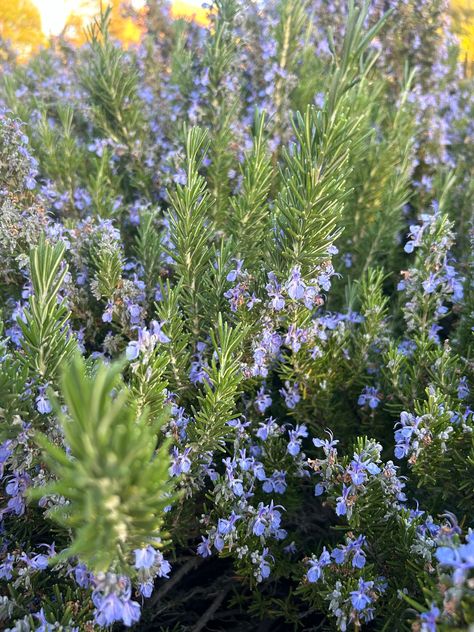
[0, 0, 471, 65]
[450, 0, 474, 70]
[63, 1, 144, 47]
[0, 0, 46, 61]
[170, 1, 209, 26]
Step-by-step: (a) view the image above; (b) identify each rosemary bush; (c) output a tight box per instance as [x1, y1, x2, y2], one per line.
[0, 1, 473, 630]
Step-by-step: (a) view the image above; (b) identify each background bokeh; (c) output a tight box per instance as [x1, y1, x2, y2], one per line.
[0, 0, 207, 61]
[0, 0, 472, 69]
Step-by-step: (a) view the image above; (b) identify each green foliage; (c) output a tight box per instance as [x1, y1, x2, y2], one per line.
[352, 268, 390, 374]
[272, 0, 309, 138]
[339, 71, 416, 278]
[34, 107, 85, 209]
[455, 223, 474, 359]
[202, 0, 239, 223]
[30, 354, 177, 573]
[129, 348, 169, 422]
[87, 146, 123, 218]
[135, 208, 163, 300]
[273, 104, 349, 276]
[169, 19, 195, 97]
[166, 126, 214, 339]
[90, 232, 123, 301]
[80, 6, 148, 196]
[189, 314, 246, 454]
[18, 235, 77, 380]
[270, 4, 391, 278]
[81, 7, 144, 151]
[405, 388, 474, 514]
[199, 238, 235, 329]
[383, 335, 461, 412]
[401, 190, 456, 336]
[155, 282, 192, 395]
[227, 110, 273, 266]
[325, 1, 388, 114]
[0, 321, 29, 437]
[279, 268, 390, 442]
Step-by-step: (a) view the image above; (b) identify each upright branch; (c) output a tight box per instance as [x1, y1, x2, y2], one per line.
[273, 1, 390, 280]
[189, 314, 246, 455]
[18, 235, 77, 380]
[80, 6, 148, 195]
[30, 355, 178, 574]
[166, 126, 214, 340]
[227, 110, 273, 266]
[202, 0, 239, 224]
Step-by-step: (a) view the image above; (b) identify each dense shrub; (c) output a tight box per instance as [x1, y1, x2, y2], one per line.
[0, 1, 473, 630]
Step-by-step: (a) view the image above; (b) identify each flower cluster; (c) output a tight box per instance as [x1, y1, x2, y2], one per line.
[303, 536, 387, 631]
[414, 530, 474, 631]
[92, 574, 141, 628]
[398, 206, 464, 341]
[311, 436, 405, 520]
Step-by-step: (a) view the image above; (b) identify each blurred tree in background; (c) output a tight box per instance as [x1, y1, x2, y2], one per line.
[450, 0, 474, 73]
[0, 0, 46, 62]
[62, 0, 145, 47]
